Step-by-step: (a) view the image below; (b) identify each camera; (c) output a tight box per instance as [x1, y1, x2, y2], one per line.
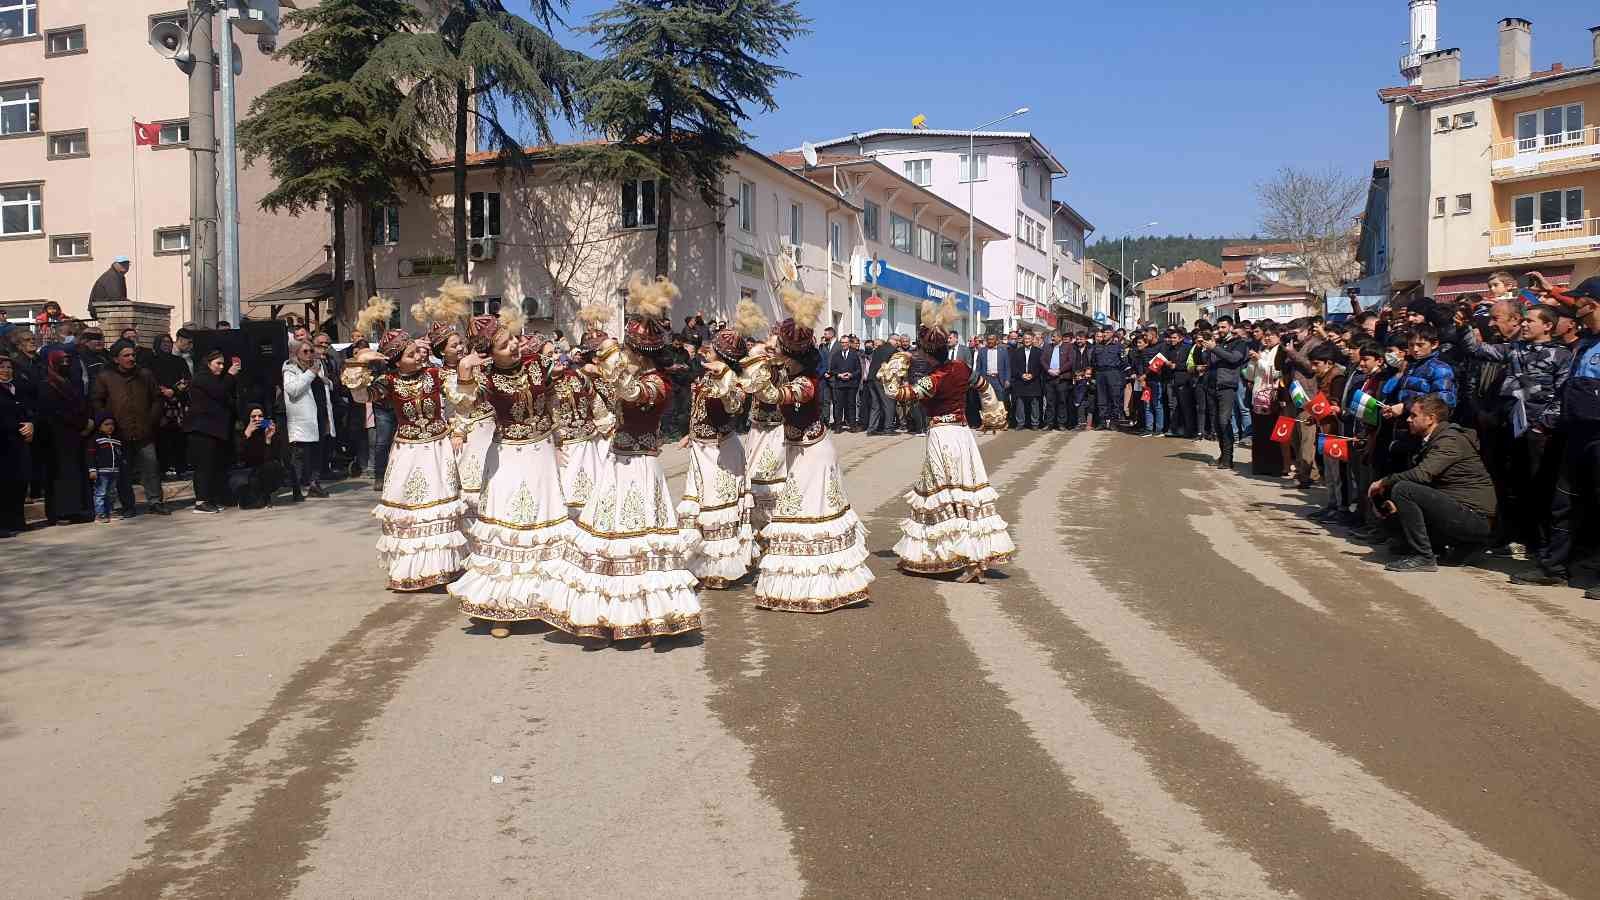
[257, 34, 276, 54]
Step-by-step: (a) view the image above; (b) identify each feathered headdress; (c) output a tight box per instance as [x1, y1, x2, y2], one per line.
[410, 278, 473, 329]
[734, 298, 768, 338]
[497, 300, 525, 338]
[623, 273, 676, 352]
[574, 301, 613, 357]
[711, 298, 766, 364]
[917, 293, 961, 352]
[376, 329, 410, 362]
[774, 284, 825, 354]
[354, 295, 396, 341]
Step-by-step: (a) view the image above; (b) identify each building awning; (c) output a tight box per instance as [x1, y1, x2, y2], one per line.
[246, 264, 350, 308]
[866, 262, 987, 316]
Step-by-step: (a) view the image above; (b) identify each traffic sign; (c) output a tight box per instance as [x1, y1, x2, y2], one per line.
[863, 293, 885, 319]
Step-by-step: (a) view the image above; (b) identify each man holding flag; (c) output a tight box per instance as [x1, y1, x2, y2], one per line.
[1305, 344, 1349, 523]
[1368, 394, 1496, 572]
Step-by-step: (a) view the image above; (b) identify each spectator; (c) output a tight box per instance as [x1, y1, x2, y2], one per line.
[35, 350, 93, 525]
[1042, 331, 1075, 431]
[1090, 327, 1126, 431]
[151, 333, 192, 478]
[90, 343, 168, 516]
[88, 256, 131, 319]
[829, 334, 862, 431]
[1245, 322, 1289, 476]
[33, 300, 65, 331]
[88, 413, 121, 524]
[185, 349, 240, 514]
[282, 338, 331, 499]
[1393, 323, 1458, 413]
[1368, 394, 1496, 572]
[232, 404, 283, 509]
[1306, 343, 1350, 522]
[0, 355, 33, 535]
[816, 326, 838, 416]
[1199, 316, 1249, 469]
[865, 332, 900, 435]
[1010, 331, 1046, 430]
[1279, 318, 1325, 488]
[311, 331, 348, 478]
[974, 333, 1011, 417]
[1165, 328, 1197, 438]
[75, 327, 110, 395]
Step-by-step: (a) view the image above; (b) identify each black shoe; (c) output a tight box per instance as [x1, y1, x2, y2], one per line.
[1347, 526, 1385, 543]
[1439, 543, 1484, 567]
[1307, 508, 1337, 522]
[1583, 587, 1600, 602]
[1510, 567, 1568, 587]
[308, 484, 329, 499]
[289, 494, 307, 504]
[192, 501, 223, 514]
[149, 504, 172, 516]
[1386, 555, 1438, 572]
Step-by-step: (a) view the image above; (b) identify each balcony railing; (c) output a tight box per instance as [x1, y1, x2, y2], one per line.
[1490, 216, 1600, 259]
[1490, 126, 1600, 176]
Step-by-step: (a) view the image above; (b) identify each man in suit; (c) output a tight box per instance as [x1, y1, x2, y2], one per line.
[1043, 332, 1074, 430]
[816, 326, 838, 418]
[973, 332, 1010, 420]
[1067, 332, 1095, 429]
[829, 334, 861, 431]
[1010, 331, 1046, 429]
[866, 333, 900, 435]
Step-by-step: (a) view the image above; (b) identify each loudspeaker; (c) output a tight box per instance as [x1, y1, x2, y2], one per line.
[191, 324, 286, 412]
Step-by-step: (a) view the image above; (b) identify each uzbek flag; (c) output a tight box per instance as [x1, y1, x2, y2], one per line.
[1289, 381, 1310, 409]
[1270, 415, 1296, 443]
[1351, 390, 1383, 426]
[1318, 434, 1351, 461]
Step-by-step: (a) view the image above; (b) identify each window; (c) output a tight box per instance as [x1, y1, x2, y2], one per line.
[1019, 162, 1030, 189]
[45, 26, 85, 56]
[958, 152, 987, 183]
[0, 0, 37, 39]
[1516, 104, 1585, 150]
[862, 201, 880, 242]
[47, 129, 86, 159]
[939, 236, 958, 272]
[469, 191, 501, 238]
[1452, 111, 1476, 128]
[829, 221, 842, 262]
[154, 225, 190, 254]
[1454, 193, 1472, 214]
[0, 82, 40, 136]
[738, 179, 754, 232]
[621, 178, 655, 229]
[50, 233, 89, 261]
[0, 183, 41, 236]
[157, 121, 189, 146]
[1435, 115, 1451, 131]
[889, 213, 911, 253]
[788, 201, 801, 246]
[372, 204, 400, 245]
[903, 158, 931, 186]
[1513, 188, 1586, 234]
[470, 297, 502, 317]
[914, 226, 936, 263]
[1433, 196, 1446, 217]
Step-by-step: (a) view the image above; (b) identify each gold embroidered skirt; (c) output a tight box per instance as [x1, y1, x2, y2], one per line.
[744, 421, 788, 535]
[447, 437, 574, 622]
[557, 435, 610, 521]
[456, 415, 496, 517]
[541, 451, 703, 640]
[894, 425, 1014, 574]
[678, 434, 757, 582]
[375, 436, 468, 592]
[754, 435, 873, 613]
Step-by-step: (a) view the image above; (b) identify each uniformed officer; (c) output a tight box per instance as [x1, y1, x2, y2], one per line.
[1090, 326, 1128, 430]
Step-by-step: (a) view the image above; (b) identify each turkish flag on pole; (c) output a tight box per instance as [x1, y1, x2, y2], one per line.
[1270, 415, 1296, 444]
[1323, 436, 1351, 461]
[1308, 392, 1335, 420]
[134, 121, 161, 146]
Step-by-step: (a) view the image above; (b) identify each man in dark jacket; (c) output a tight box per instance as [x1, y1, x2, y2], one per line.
[88, 256, 131, 319]
[1164, 329, 1195, 438]
[829, 336, 862, 431]
[91, 343, 169, 515]
[1370, 394, 1496, 572]
[1009, 331, 1046, 429]
[865, 334, 900, 435]
[1042, 332, 1074, 430]
[1089, 327, 1127, 430]
[1199, 316, 1249, 468]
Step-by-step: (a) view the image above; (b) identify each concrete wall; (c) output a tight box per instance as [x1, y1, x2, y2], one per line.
[1422, 95, 1495, 279]
[1387, 102, 1428, 288]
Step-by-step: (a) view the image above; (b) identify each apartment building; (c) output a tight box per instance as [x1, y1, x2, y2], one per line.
[802, 127, 1068, 333]
[1083, 258, 1125, 329]
[1051, 200, 1093, 331]
[0, 1, 327, 326]
[1381, 13, 1600, 301]
[354, 146, 848, 337]
[776, 151, 1003, 341]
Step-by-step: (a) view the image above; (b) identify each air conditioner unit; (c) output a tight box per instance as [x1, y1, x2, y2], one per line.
[469, 236, 497, 262]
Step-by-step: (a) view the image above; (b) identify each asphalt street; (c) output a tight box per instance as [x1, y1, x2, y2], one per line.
[3, 427, 1599, 898]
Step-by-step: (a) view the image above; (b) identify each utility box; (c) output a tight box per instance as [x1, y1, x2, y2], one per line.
[227, 0, 282, 35]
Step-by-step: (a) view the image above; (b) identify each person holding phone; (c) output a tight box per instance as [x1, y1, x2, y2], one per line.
[184, 350, 240, 513]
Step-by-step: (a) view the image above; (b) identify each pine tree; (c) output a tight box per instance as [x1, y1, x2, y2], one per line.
[570, 0, 809, 277]
[357, 0, 583, 280]
[238, 0, 430, 331]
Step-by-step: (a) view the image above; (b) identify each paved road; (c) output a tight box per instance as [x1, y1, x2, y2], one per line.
[4, 428, 1600, 898]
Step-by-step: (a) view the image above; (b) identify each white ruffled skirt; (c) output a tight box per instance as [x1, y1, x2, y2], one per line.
[558, 435, 611, 521]
[894, 424, 1015, 574]
[754, 436, 873, 613]
[541, 452, 703, 640]
[456, 415, 496, 518]
[447, 437, 573, 622]
[375, 437, 468, 591]
[745, 421, 788, 536]
[678, 434, 757, 583]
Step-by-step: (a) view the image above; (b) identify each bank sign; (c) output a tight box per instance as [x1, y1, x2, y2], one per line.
[857, 259, 990, 317]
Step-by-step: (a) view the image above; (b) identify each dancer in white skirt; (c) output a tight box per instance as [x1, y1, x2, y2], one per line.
[429, 322, 495, 520]
[885, 297, 1015, 583]
[541, 276, 702, 643]
[446, 314, 572, 638]
[343, 329, 468, 591]
[677, 303, 764, 588]
[747, 287, 874, 613]
[744, 391, 787, 536]
[552, 310, 616, 521]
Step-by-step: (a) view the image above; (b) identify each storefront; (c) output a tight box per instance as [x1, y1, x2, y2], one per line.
[856, 261, 985, 340]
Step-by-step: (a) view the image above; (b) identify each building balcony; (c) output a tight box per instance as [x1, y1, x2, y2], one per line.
[1490, 127, 1600, 181]
[1489, 216, 1600, 260]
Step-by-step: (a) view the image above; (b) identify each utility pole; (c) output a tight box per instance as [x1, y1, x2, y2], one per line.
[218, 18, 241, 327]
[187, 1, 219, 326]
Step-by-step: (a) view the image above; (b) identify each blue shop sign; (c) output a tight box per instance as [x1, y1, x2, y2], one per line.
[866, 262, 989, 316]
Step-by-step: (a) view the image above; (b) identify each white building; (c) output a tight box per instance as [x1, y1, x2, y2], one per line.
[1051, 200, 1093, 331]
[801, 128, 1068, 334]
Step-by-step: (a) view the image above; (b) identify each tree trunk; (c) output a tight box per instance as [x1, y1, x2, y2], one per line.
[655, 176, 671, 278]
[454, 78, 470, 282]
[356, 200, 377, 313]
[331, 195, 348, 335]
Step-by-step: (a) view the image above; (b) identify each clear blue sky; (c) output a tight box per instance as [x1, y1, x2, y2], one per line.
[521, 0, 1599, 240]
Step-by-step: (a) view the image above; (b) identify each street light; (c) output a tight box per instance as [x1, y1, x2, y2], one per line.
[967, 106, 1029, 340]
[1120, 221, 1158, 329]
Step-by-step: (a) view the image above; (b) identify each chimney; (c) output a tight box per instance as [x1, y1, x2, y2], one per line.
[1419, 48, 1462, 89]
[1591, 26, 1599, 66]
[1499, 18, 1532, 80]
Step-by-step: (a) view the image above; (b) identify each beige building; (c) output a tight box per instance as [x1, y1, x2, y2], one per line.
[1381, 16, 1600, 300]
[1051, 200, 1093, 331]
[0, 1, 327, 327]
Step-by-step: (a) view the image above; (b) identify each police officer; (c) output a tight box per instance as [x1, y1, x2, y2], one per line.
[1198, 315, 1250, 469]
[1090, 326, 1128, 430]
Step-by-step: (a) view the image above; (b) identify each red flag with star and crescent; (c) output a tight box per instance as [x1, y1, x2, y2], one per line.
[134, 121, 161, 146]
[1308, 392, 1336, 421]
[1270, 415, 1296, 444]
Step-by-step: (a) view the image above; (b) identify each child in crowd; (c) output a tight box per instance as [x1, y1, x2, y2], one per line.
[88, 413, 121, 523]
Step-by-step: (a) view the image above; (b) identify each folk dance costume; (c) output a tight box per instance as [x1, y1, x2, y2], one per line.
[677, 312, 763, 588]
[885, 298, 1014, 582]
[552, 326, 616, 521]
[343, 330, 468, 591]
[427, 322, 495, 523]
[446, 316, 573, 636]
[748, 287, 874, 613]
[540, 277, 703, 642]
[745, 397, 788, 535]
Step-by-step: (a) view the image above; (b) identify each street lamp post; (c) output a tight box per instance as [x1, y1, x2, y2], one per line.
[1119, 220, 1157, 329]
[967, 106, 1029, 341]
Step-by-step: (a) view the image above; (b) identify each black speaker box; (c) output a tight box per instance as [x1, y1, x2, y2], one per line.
[190, 323, 287, 412]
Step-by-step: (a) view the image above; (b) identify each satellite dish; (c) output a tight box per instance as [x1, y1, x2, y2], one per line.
[800, 142, 818, 168]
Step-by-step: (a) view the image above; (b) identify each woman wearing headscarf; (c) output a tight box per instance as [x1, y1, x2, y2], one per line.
[151, 333, 191, 477]
[35, 350, 92, 524]
[184, 349, 240, 513]
[0, 355, 34, 535]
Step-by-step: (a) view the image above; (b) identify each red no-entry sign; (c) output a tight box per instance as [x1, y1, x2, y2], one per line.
[863, 294, 885, 319]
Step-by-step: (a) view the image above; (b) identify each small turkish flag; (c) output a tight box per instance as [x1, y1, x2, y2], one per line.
[134, 121, 161, 146]
[1140, 387, 1152, 403]
[1323, 436, 1351, 461]
[1270, 415, 1296, 444]
[1308, 392, 1335, 420]
[1147, 355, 1170, 375]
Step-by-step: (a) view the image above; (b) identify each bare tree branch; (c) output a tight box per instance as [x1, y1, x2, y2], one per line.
[1256, 165, 1364, 301]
